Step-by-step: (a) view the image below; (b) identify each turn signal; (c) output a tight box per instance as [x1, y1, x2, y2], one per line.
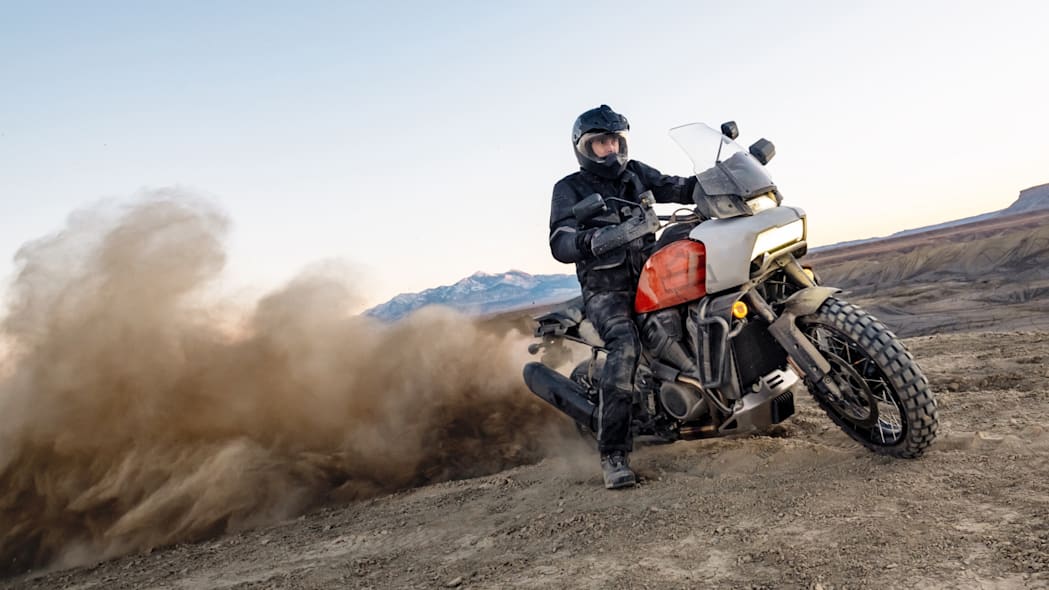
[732, 301, 749, 319]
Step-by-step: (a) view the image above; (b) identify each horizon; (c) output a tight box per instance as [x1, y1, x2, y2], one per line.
[369, 183, 1046, 308]
[3, 1, 1048, 308]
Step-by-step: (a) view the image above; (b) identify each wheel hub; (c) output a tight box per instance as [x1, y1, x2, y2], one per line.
[824, 353, 880, 426]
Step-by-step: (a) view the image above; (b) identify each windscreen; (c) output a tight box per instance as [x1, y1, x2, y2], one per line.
[669, 123, 776, 199]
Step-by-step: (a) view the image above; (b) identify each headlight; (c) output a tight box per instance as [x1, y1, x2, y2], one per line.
[747, 194, 778, 214]
[751, 219, 805, 259]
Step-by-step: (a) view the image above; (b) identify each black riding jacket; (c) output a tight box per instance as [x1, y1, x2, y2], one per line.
[549, 161, 697, 293]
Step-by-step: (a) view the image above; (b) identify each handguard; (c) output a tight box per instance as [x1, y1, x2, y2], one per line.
[589, 193, 660, 256]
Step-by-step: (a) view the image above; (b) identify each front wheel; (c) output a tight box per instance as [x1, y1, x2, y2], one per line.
[798, 297, 937, 458]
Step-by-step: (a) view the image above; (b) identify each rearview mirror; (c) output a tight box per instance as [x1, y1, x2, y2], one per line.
[720, 121, 739, 140]
[572, 193, 607, 222]
[749, 138, 775, 165]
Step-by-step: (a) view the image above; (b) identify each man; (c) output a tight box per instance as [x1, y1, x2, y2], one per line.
[548, 105, 697, 489]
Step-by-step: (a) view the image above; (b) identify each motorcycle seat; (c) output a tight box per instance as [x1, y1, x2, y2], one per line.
[534, 296, 584, 337]
[534, 297, 605, 347]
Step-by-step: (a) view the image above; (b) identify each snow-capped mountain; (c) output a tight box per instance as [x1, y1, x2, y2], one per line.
[365, 270, 579, 321]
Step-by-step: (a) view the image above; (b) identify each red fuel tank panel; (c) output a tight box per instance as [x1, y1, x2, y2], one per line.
[634, 240, 707, 313]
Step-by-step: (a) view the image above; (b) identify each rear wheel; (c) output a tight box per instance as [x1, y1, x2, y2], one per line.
[798, 297, 937, 458]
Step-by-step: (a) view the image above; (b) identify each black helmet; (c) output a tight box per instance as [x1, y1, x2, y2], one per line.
[572, 104, 630, 179]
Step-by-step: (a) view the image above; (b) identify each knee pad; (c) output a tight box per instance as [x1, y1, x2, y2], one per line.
[600, 319, 640, 394]
[603, 317, 640, 356]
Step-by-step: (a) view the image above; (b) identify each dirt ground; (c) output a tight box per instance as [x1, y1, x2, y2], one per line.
[4, 219, 1049, 590]
[5, 330, 1047, 590]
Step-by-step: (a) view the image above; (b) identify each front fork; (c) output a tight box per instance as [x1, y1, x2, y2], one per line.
[744, 281, 844, 400]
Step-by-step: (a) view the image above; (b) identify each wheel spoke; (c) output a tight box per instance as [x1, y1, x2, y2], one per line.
[842, 337, 854, 365]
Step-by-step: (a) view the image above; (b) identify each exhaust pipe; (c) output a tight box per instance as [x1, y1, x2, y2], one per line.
[522, 362, 597, 431]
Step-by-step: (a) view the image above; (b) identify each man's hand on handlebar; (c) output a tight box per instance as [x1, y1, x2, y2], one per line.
[587, 204, 661, 257]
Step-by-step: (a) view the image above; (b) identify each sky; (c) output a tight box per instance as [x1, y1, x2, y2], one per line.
[1, 0, 1047, 308]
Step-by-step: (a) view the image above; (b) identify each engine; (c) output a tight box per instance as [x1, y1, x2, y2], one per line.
[639, 308, 707, 421]
[639, 308, 696, 373]
[658, 380, 707, 421]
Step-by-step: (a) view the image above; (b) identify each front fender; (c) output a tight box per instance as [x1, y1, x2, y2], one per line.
[779, 286, 842, 318]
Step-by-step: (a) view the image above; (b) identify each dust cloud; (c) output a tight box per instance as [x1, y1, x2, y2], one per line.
[0, 191, 564, 574]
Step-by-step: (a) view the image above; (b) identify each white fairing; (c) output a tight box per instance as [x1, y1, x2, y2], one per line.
[688, 206, 807, 293]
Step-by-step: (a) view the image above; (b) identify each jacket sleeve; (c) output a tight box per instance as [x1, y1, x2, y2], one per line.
[631, 160, 696, 205]
[549, 179, 591, 264]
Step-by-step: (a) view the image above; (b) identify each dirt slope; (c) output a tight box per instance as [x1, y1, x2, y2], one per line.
[808, 214, 1049, 337]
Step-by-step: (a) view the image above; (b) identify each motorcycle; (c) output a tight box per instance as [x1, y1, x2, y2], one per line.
[523, 121, 937, 458]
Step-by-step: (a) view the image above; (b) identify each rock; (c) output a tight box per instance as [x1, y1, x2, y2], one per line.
[1005, 183, 1049, 214]
[445, 576, 463, 587]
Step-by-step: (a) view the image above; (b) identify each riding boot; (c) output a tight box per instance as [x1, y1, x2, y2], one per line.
[600, 451, 636, 489]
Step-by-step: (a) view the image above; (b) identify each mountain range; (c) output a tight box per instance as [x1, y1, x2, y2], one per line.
[365, 270, 580, 321]
[365, 183, 1049, 321]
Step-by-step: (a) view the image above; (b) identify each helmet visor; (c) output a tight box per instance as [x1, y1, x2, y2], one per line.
[576, 131, 629, 161]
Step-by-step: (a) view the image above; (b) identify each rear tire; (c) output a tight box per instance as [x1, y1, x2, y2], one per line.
[798, 297, 937, 458]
